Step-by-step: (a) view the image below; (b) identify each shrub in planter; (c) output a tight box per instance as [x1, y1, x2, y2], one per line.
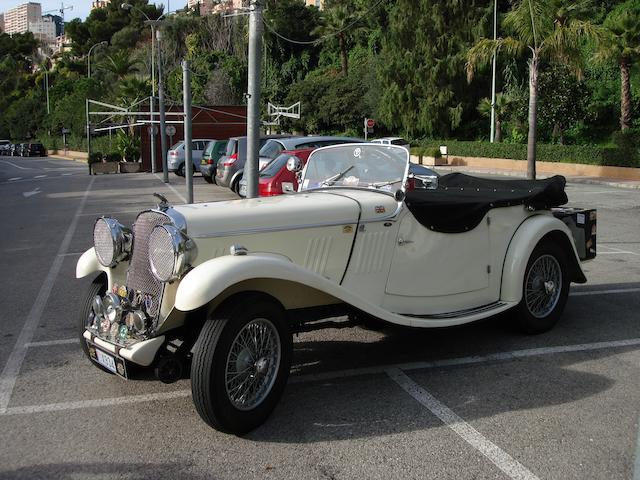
[88, 152, 103, 164]
[104, 152, 121, 163]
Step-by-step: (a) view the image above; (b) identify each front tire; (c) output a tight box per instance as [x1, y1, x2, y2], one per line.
[516, 241, 570, 334]
[191, 293, 292, 434]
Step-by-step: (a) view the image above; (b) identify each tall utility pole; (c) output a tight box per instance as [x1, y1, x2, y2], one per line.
[245, 0, 264, 199]
[182, 60, 193, 204]
[85, 98, 92, 174]
[149, 24, 157, 173]
[490, 0, 498, 143]
[157, 29, 169, 183]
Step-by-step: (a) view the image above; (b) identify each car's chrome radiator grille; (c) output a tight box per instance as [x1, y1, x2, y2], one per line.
[126, 211, 171, 318]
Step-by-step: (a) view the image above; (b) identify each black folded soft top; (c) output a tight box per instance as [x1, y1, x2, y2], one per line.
[404, 173, 568, 234]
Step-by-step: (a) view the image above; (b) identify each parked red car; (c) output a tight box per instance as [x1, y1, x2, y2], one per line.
[239, 148, 315, 197]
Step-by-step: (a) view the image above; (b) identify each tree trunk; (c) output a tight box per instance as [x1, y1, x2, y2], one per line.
[620, 59, 631, 131]
[495, 118, 502, 143]
[338, 33, 348, 77]
[526, 53, 539, 180]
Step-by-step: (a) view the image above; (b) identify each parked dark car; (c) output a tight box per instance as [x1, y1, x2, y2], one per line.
[16, 143, 28, 156]
[200, 139, 228, 184]
[25, 143, 46, 157]
[0, 140, 10, 155]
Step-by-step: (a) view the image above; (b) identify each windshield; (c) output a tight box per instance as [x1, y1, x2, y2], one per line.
[300, 144, 409, 193]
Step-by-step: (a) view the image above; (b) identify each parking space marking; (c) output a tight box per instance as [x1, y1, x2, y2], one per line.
[5, 337, 638, 417]
[3, 390, 192, 415]
[0, 160, 32, 170]
[78, 209, 143, 217]
[154, 173, 187, 203]
[570, 288, 640, 297]
[387, 368, 539, 480]
[0, 177, 95, 414]
[8, 177, 22, 181]
[25, 339, 78, 347]
[34, 175, 46, 179]
[635, 416, 640, 480]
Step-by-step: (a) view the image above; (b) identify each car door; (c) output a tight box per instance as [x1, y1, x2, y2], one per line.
[385, 210, 491, 299]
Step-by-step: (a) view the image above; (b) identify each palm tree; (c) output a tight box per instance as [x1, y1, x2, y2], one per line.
[313, 2, 359, 76]
[101, 50, 140, 80]
[478, 94, 511, 143]
[597, 2, 640, 131]
[467, 0, 602, 179]
[117, 76, 151, 134]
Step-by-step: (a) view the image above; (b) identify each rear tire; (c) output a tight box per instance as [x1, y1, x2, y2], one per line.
[231, 179, 241, 195]
[203, 175, 213, 184]
[176, 163, 185, 177]
[191, 293, 292, 434]
[515, 241, 570, 334]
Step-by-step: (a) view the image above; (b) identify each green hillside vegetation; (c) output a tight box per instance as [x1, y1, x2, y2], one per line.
[0, 0, 637, 166]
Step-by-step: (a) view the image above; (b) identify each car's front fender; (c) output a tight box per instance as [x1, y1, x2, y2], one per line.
[500, 214, 586, 303]
[76, 248, 106, 279]
[175, 254, 345, 313]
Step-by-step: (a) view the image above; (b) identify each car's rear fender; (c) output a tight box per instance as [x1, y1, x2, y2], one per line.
[500, 214, 586, 303]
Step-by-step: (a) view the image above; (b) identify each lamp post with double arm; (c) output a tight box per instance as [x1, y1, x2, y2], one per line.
[87, 40, 108, 79]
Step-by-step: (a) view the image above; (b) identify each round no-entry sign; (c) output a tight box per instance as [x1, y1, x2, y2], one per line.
[165, 125, 176, 136]
[366, 118, 376, 128]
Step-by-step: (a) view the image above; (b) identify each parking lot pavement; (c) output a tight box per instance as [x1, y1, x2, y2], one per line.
[0, 162, 638, 479]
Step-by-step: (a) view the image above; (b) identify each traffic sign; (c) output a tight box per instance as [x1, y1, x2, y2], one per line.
[165, 125, 176, 136]
[148, 125, 159, 135]
[365, 118, 375, 128]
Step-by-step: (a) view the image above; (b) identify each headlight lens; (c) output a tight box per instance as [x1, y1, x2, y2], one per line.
[93, 218, 132, 267]
[148, 224, 196, 282]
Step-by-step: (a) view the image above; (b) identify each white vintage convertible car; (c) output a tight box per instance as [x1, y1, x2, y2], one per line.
[76, 144, 596, 434]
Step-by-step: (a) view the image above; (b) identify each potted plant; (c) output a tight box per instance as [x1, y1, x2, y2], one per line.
[116, 131, 142, 173]
[420, 146, 446, 166]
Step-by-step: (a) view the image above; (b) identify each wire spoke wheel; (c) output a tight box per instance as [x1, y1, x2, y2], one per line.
[524, 254, 562, 318]
[225, 318, 281, 411]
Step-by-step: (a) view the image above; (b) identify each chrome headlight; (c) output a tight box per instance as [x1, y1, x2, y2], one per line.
[93, 218, 132, 267]
[148, 224, 196, 283]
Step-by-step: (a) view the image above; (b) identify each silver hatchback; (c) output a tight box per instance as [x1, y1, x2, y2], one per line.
[167, 139, 214, 176]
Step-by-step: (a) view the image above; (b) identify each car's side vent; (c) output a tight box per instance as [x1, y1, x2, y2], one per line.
[351, 231, 390, 274]
[303, 237, 333, 275]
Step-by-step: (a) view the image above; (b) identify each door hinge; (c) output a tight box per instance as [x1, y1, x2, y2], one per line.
[487, 265, 491, 274]
[486, 216, 491, 225]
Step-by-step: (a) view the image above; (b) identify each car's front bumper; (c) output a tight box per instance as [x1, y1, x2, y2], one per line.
[216, 167, 234, 188]
[83, 330, 165, 368]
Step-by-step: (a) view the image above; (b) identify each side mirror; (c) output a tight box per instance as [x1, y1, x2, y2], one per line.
[286, 156, 303, 173]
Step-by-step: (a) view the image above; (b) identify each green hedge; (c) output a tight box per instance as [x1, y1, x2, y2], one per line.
[411, 141, 639, 168]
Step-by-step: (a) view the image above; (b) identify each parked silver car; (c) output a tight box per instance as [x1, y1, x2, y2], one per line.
[167, 139, 214, 176]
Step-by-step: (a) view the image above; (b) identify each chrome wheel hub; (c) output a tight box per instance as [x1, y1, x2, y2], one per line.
[225, 318, 281, 411]
[525, 254, 562, 319]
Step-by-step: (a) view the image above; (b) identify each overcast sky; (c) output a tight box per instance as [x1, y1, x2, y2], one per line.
[2, 1, 188, 21]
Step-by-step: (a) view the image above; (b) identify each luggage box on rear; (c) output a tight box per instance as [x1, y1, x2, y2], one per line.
[552, 207, 597, 260]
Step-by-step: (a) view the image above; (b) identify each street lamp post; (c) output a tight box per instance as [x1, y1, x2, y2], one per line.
[87, 40, 107, 79]
[490, 0, 498, 143]
[121, 3, 165, 174]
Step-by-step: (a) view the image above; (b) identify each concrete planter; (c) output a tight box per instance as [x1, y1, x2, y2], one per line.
[411, 155, 448, 166]
[91, 162, 119, 174]
[119, 162, 142, 173]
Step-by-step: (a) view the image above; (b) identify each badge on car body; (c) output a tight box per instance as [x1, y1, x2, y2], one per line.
[343, 225, 353, 234]
[375, 206, 386, 214]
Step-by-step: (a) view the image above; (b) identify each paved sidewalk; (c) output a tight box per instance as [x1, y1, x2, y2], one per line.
[434, 165, 640, 189]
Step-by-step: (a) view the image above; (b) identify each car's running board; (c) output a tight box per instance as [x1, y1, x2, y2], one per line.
[392, 301, 517, 328]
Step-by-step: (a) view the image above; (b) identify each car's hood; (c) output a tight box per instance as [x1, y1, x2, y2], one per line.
[172, 193, 361, 238]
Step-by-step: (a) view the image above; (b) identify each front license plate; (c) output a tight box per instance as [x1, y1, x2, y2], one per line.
[87, 341, 128, 378]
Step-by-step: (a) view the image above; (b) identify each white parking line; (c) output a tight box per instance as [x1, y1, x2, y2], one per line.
[5, 337, 638, 416]
[0, 177, 95, 414]
[387, 368, 539, 480]
[34, 175, 47, 179]
[570, 288, 640, 297]
[3, 390, 192, 415]
[154, 173, 187, 203]
[25, 339, 78, 347]
[8, 177, 22, 181]
[634, 415, 640, 480]
[0, 160, 32, 170]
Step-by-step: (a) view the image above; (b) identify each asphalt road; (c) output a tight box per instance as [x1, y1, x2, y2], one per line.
[0, 156, 638, 480]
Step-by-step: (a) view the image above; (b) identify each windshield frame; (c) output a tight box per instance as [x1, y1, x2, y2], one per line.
[299, 143, 410, 198]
